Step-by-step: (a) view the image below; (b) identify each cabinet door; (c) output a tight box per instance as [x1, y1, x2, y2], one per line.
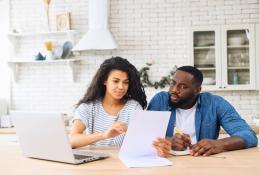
[256, 24, 259, 90]
[221, 25, 256, 90]
[190, 26, 221, 91]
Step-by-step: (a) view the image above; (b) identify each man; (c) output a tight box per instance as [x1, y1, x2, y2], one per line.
[148, 66, 258, 156]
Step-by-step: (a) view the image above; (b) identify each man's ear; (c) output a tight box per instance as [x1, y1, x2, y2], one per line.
[104, 80, 107, 86]
[195, 85, 201, 95]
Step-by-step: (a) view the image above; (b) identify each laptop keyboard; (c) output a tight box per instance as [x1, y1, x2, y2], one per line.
[74, 154, 93, 160]
[72, 150, 110, 163]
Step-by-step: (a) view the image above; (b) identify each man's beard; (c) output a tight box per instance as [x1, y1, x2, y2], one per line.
[169, 93, 196, 108]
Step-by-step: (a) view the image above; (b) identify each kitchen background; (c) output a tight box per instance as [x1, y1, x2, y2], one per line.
[1, 0, 259, 125]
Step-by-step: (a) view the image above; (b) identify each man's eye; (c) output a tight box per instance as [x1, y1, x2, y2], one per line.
[180, 85, 187, 89]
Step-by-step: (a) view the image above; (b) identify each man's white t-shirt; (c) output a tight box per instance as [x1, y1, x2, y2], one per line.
[175, 103, 197, 144]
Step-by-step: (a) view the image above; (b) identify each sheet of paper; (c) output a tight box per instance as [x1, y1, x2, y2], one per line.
[119, 110, 172, 168]
[170, 149, 190, 156]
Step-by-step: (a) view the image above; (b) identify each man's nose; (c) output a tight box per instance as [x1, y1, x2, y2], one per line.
[170, 85, 179, 93]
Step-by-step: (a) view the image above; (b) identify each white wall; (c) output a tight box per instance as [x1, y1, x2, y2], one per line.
[0, 0, 11, 104]
[8, 0, 259, 123]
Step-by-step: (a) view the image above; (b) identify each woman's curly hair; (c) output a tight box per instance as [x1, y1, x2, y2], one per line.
[77, 56, 147, 109]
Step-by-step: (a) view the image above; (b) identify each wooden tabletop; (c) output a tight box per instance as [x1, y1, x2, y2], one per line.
[1, 138, 259, 175]
[2, 125, 259, 134]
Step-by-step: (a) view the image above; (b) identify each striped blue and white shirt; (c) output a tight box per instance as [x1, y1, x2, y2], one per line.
[74, 99, 142, 146]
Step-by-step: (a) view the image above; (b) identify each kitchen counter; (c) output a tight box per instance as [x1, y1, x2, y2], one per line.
[0, 127, 16, 134]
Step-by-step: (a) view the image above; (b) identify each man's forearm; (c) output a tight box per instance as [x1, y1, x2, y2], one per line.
[218, 136, 245, 151]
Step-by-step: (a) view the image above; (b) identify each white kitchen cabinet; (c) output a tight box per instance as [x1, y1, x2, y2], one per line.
[190, 26, 221, 91]
[255, 24, 259, 90]
[221, 25, 255, 90]
[190, 25, 256, 91]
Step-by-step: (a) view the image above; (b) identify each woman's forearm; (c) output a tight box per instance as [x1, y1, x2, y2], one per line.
[69, 133, 105, 148]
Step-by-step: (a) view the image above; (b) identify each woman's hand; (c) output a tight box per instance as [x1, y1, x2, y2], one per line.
[102, 121, 128, 139]
[152, 138, 172, 157]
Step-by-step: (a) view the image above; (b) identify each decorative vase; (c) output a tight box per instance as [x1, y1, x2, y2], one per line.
[43, 0, 51, 31]
[46, 51, 54, 60]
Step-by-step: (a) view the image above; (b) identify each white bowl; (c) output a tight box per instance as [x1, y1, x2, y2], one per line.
[53, 46, 63, 59]
[228, 37, 245, 45]
[195, 40, 214, 47]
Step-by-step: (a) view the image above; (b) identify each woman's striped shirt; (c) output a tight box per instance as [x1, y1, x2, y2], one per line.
[73, 99, 142, 146]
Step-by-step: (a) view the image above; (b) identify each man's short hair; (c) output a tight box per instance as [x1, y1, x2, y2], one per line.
[177, 66, 203, 86]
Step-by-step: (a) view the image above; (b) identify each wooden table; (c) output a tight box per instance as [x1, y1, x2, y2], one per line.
[1, 137, 259, 175]
[2, 125, 259, 134]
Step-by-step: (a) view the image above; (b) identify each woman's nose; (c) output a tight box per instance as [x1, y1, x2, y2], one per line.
[118, 82, 124, 89]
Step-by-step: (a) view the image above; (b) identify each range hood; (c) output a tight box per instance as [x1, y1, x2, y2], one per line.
[73, 0, 117, 51]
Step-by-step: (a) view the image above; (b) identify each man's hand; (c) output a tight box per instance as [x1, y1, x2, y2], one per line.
[171, 133, 191, 151]
[102, 121, 127, 139]
[152, 138, 171, 157]
[190, 139, 225, 156]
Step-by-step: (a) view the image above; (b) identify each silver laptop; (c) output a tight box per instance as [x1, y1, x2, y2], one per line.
[12, 112, 110, 164]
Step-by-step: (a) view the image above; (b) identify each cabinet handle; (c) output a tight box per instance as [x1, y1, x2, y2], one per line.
[223, 86, 226, 89]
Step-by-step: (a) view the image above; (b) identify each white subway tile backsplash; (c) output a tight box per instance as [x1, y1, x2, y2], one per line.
[8, 0, 259, 122]
[241, 0, 259, 4]
[224, 0, 240, 5]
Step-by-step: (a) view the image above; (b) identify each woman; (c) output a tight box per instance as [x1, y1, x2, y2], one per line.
[69, 56, 171, 157]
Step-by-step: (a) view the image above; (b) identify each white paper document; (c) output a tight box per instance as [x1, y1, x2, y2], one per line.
[119, 110, 172, 168]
